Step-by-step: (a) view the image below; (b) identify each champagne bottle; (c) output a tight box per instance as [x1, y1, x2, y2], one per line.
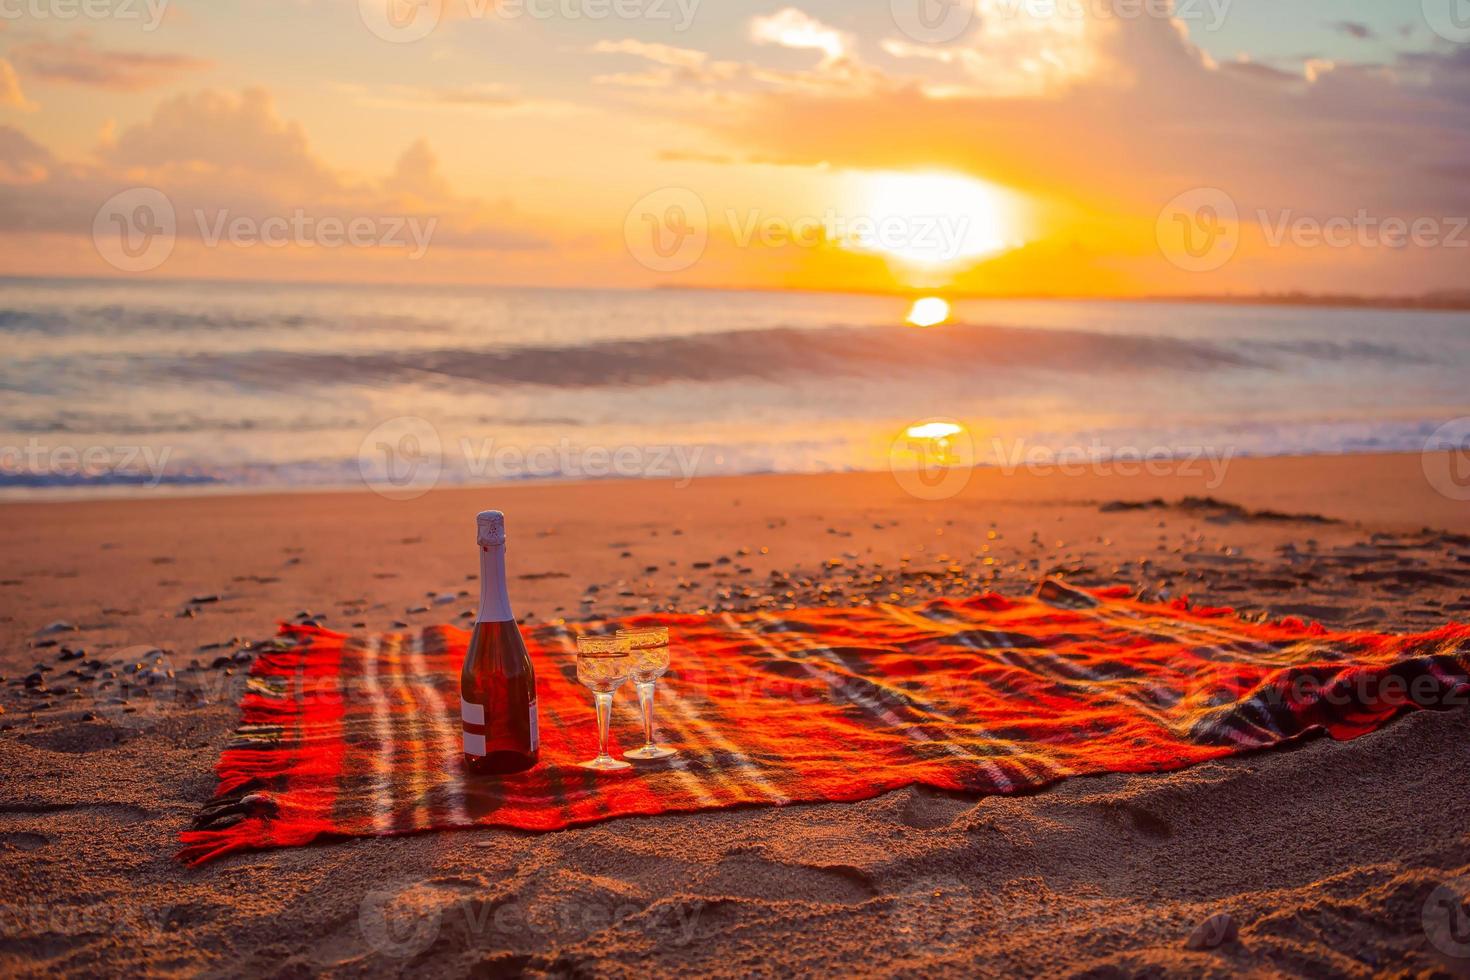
[461, 510, 538, 774]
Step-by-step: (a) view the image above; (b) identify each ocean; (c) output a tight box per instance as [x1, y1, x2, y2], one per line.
[3, 277, 1469, 498]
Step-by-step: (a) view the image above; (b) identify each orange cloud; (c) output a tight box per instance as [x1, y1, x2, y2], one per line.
[0, 58, 35, 111]
[12, 33, 211, 91]
[0, 88, 549, 274]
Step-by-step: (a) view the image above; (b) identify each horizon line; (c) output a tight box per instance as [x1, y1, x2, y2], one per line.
[2, 274, 1469, 312]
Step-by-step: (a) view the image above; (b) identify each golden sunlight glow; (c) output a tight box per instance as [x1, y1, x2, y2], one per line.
[847, 171, 1023, 267]
[905, 297, 950, 327]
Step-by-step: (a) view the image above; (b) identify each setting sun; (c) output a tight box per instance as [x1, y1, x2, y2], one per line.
[906, 297, 951, 327]
[848, 172, 1023, 268]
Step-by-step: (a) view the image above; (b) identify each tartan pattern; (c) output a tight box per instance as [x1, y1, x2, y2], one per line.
[178, 580, 1470, 865]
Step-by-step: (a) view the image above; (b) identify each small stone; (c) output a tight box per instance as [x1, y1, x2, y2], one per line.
[231, 650, 252, 664]
[1185, 912, 1237, 950]
[37, 621, 76, 635]
[59, 647, 85, 661]
[433, 594, 455, 606]
[211, 656, 233, 669]
[407, 605, 429, 614]
[24, 672, 43, 688]
[190, 594, 222, 605]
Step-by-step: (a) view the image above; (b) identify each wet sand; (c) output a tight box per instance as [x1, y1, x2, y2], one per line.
[2, 452, 1469, 976]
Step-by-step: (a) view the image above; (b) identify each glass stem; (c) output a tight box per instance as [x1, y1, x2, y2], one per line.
[594, 691, 614, 760]
[637, 681, 656, 748]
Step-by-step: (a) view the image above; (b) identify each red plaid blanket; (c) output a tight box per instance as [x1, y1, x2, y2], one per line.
[179, 581, 1470, 865]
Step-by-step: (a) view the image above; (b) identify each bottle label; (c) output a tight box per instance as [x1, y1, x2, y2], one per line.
[528, 699, 539, 751]
[462, 697, 486, 757]
[461, 697, 485, 726]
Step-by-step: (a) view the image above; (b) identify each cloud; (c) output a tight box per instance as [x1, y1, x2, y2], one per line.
[678, 11, 1470, 293]
[0, 88, 548, 254]
[103, 88, 336, 195]
[0, 125, 51, 183]
[589, 39, 741, 87]
[1218, 58, 1304, 85]
[591, 17, 884, 97]
[1328, 20, 1374, 40]
[0, 58, 36, 111]
[749, 8, 852, 65]
[11, 34, 211, 92]
[879, 0, 1101, 97]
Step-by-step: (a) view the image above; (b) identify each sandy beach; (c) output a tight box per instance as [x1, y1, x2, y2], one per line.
[2, 452, 1468, 976]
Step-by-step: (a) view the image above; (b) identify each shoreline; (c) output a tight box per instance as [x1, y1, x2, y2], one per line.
[0, 450, 1464, 531]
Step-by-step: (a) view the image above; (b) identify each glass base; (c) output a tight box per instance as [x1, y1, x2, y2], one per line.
[578, 755, 632, 771]
[625, 744, 677, 761]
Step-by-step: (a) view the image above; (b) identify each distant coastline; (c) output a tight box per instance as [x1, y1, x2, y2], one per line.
[655, 283, 1470, 313]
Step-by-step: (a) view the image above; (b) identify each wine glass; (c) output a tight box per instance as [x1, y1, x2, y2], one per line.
[575, 635, 633, 771]
[617, 626, 676, 761]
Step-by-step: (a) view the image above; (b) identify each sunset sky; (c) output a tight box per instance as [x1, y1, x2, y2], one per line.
[2, 0, 1468, 295]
